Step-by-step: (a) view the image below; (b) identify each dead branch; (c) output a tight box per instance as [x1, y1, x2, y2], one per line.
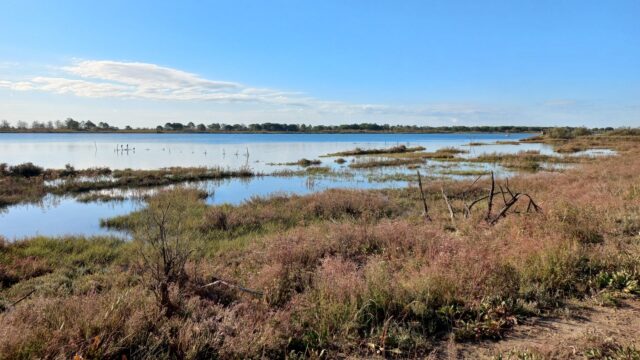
[462, 174, 484, 218]
[441, 187, 455, 222]
[416, 171, 432, 221]
[461, 174, 484, 197]
[489, 192, 542, 225]
[520, 193, 542, 213]
[490, 193, 521, 225]
[486, 171, 495, 221]
[498, 185, 508, 205]
[9, 289, 36, 308]
[505, 178, 515, 199]
[466, 191, 512, 213]
[201, 279, 264, 297]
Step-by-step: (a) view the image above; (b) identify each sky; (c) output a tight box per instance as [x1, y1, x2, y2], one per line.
[0, 0, 639, 128]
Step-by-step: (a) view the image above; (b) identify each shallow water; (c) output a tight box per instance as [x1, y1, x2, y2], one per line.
[1, 132, 551, 239]
[0, 132, 544, 171]
[0, 175, 406, 239]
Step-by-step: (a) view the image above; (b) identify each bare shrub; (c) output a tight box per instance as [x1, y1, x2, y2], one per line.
[135, 188, 201, 316]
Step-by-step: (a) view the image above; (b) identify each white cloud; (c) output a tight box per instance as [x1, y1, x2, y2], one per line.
[63, 60, 240, 90]
[0, 59, 507, 123]
[0, 60, 299, 104]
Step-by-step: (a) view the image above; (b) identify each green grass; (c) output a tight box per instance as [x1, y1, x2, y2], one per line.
[349, 158, 425, 169]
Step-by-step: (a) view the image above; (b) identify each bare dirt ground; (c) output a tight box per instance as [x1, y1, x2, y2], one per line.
[429, 297, 640, 359]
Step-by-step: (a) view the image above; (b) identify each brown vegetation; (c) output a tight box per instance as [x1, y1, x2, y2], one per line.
[1, 134, 640, 358]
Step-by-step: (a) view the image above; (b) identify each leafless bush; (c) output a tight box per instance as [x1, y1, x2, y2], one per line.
[135, 188, 199, 317]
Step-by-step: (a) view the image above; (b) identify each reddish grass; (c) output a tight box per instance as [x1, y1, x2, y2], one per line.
[1, 138, 640, 358]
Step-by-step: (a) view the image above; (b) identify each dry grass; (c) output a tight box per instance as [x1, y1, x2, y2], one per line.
[348, 157, 426, 168]
[2, 135, 640, 358]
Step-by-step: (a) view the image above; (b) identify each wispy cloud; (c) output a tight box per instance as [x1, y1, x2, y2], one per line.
[0, 60, 489, 117]
[1, 60, 299, 103]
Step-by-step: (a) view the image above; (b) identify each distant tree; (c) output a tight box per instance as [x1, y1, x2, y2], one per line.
[16, 121, 28, 129]
[83, 120, 97, 130]
[156, 125, 164, 131]
[207, 123, 221, 131]
[196, 123, 206, 131]
[65, 118, 81, 130]
[186, 122, 195, 129]
[125, 125, 133, 130]
[31, 121, 45, 129]
[0, 120, 11, 129]
[98, 122, 110, 130]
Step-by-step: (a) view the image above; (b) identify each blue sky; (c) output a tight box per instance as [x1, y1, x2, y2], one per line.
[1, 0, 639, 127]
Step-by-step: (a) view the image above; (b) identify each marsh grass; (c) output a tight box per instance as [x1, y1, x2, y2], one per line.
[54, 166, 255, 194]
[269, 166, 338, 177]
[267, 158, 322, 167]
[438, 169, 490, 176]
[495, 141, 522, 145]
[323, 144, 426, 157]
[0, 165, 255, 208]
[2, 134, 640, 358]
[349, 157, 425, 169]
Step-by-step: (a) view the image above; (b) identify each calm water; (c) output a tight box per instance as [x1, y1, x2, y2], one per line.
[1, 132, 547, 239]
[0, 132, 547, 171]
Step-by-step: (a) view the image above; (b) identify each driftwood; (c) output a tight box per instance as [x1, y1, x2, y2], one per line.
[416, 171, 432, 221]
[201, 279, 264, 297]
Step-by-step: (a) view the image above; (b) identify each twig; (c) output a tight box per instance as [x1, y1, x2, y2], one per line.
[462, 174, 484, 218]
[499, 185, 508, 205]
[505, 178, 515, 199]
[201, 279, 264, 297]
[490, 193, 521, 225]
[441, 187, 455, 222]
[466, 191, 511, 212]
[10, 289, 36, 307]
[416, 171, 432, 221]
[461, 174, 484, 197]
[520, 193, 542, 213]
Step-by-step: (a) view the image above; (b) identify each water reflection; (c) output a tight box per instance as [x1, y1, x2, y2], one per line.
[0, 175, 407, 240]
[0, 132, 560, 239]
[0, 132, 544, 171]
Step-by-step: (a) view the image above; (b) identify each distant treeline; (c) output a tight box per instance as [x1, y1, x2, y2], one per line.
[0, 118, 628, 134]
